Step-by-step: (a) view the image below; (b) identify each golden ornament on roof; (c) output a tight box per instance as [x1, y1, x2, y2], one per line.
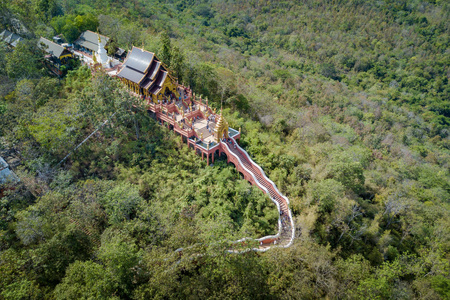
[215, 109, 229, 143]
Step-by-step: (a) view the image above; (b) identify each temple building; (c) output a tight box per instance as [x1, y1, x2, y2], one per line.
[74, 30, 126, 61]
[38, 37, 74, 76]
[74, 30, 109, 55]
[38, 37, 73, 64]
[0, 30, 23, 48]
[116, 46, 178, 102]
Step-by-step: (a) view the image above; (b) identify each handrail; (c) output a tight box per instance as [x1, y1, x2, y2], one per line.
[231, 137, 290, 206]
[227, 138, 295, 250]
[129, 89, 295, 252]
[221, 141, 295, 252]
[222, 141, 270, 197]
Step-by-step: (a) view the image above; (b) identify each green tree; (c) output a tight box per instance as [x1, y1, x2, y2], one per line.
[0, 41, 7, 75]
[170, 45, 184, 81]
[321, 62, 339, 80]
[0, 249, 43, 299]
[27, 105, 79, 156]
[307, 179, 346, 213]
[73, 13, 98, 33]
[5, 41, 42, 79]
[328, 153, 365, 194]
[54, 261, 119, 299]
[61, 21, 79, 43]
[160, 31, 171, 66]
[98, 230, 142, 296]
[102, 182, 144, 225]
[32, 227, 92, 286]
[34, 0, 58, 22]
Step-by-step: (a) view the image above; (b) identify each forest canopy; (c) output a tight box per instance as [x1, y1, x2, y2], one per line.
[0, 0, 449, 299]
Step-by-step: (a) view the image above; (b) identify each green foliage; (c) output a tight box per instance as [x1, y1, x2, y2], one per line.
[102, 182, 144, 225]
[34, 0, 58, 22]
[51, 13, 99, 43]
[430, 275, 450, 299]
[27, 106, 78, 155]
[328, 152, 366, 194]
[32, 227, 92, 285]
[54, 260, 119, 299]
[159, 31, 172, 67]
[307, 179, 346, 213]
[98, 229, 142, 296]
[320, 62, 339, 80]
[0, 0, 449, 299]
[5, 41, 43, 80]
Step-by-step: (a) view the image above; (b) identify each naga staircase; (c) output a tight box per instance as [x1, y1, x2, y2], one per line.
[220, 138, 295, 251]
[129, 86, 295, 251]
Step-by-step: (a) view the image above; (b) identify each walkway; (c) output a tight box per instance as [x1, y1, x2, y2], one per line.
[221, 138, 295, 251]
[137, 87, 296, 251]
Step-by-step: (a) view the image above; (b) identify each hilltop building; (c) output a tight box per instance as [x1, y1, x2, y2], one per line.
[38, 37, 73, 64]
[0, 30, 23, 48]
[74, 30, 126, 62]
[38, 37, 74, 76]
[116, 46, 178, 102]
[74, 30, 108, 55]
[111, 39, 293, 249]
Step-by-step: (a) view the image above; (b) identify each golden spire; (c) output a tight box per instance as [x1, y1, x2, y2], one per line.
[215, 109, 229, 143]
[97, 28, 101, 44]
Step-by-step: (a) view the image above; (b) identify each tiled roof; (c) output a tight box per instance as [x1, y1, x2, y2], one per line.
[0, 30, 23, 47]
[38, 37, 66, 57]
[74, 30, 109, 52]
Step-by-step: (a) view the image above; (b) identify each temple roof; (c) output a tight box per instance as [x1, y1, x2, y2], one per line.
[0, 30, 23, 47]
[74, 30, 109, 52]
[155, 70, 167, 87]
[117, 66, 146, 84]
[124, 47, 154, 73]
[117, 46, 172, 96]
[38, 37, 67, 58]
[116, 47, 126, 56]
[147, 60, 161, 81]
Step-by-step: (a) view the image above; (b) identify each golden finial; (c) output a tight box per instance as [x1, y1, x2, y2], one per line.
[97, 28, 102, 44]
[214, 110, 229, 143]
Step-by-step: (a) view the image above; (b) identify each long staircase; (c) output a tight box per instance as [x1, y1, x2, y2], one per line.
[135, 88, 296, 251]
[221, 138, 295, 251]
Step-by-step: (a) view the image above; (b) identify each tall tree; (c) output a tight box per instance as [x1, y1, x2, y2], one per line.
[159, 32, 171, 66]
[5, 41, 42, 80]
